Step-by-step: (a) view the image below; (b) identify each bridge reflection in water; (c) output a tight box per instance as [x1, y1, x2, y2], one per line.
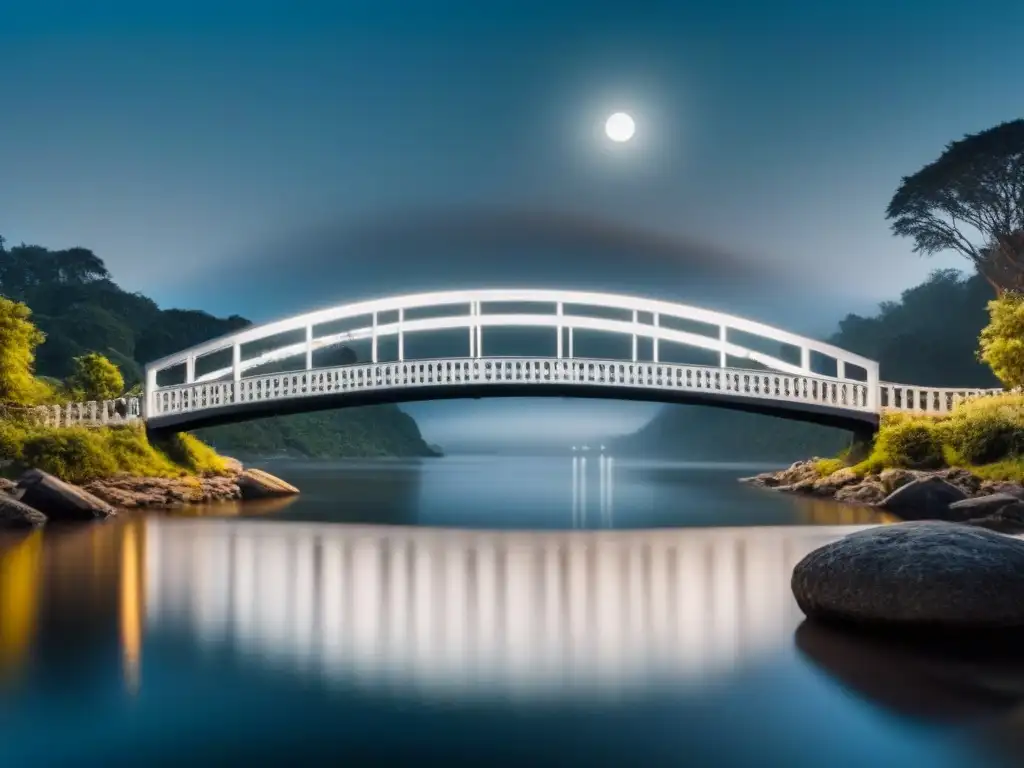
[145, 519, 877, 698]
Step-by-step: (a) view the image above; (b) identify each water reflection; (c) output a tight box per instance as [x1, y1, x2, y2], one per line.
[570, 455, 615, 528]
[0, 532, 42, 681]
[145, 519, 871, 698]
[1, 516, 1019, 766]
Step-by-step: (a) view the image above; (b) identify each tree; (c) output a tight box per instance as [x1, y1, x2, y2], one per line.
[66, 352, 124, 401]
[979, 292, 1024, 389]
[0, 297, 52, 406]
[886, 119, 1024, 294]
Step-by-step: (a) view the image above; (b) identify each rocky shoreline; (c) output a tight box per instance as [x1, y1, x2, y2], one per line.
[0, 458, 300, 529]
[742, 460, 1024, 533]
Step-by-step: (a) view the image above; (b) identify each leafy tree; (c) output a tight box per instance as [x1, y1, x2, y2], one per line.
[980, 292, 1024, 389]
[0, 297, 52, 406]
[66, 352, 124, 401]
[886, 119, 1024, 294]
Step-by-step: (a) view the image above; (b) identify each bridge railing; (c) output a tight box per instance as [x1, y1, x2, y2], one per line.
[147, 357, 877, 419]
[29, 397, 143, 429]
[878, 384, 1006, 415]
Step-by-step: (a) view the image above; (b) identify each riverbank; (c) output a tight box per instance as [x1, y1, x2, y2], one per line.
[0, 454, 299, 528]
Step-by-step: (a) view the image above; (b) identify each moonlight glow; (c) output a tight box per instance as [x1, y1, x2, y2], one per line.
[604, 112, 636, 142]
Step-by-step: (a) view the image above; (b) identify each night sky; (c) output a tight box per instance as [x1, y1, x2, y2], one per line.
[2, 0, 1020, 447]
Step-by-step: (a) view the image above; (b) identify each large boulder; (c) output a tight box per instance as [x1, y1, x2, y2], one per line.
[16, 469, 116, 522]
[791, 522, 1024, 628]
[879, 476, 967, 521]
[948, 493, 1021, 519]
[965, 502, 1024, 536]
[236, 468, 300, 501]
[0, 495, 47, 529]
[979, 481, 1024, 500]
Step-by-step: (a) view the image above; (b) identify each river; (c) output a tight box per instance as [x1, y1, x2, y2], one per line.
[0, 456, 1019, 766]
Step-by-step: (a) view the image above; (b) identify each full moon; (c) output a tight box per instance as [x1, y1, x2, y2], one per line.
[604, 112, 636, 142]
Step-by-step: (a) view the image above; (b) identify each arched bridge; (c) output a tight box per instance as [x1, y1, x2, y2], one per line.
[34, 288, 1003, 434]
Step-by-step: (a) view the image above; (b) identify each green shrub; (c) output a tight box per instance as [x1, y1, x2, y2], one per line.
[153, 432, 229, 475]
[20, 428, 119, 484]
[0, 420, 29, 462]
[812, 458, 846, 477]
[103, 425, 181, 477]
[863, 417, 946, 471]
[1, 420, 229, 483]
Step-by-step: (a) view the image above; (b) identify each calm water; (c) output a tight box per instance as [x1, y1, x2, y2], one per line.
[0, 456, 1020, 766]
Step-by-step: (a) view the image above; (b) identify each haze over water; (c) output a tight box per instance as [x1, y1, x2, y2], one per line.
[0, 457, 1017, 766]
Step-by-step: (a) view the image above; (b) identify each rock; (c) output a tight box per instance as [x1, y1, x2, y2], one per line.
[739, 471, 781, 488]
[938, 468, 983, 496]
[16, 469, 116, 522]
[236, 468, 300, 500]
[965, 502, 1024, 536]
[948, 493, 1021, 519]
[879, 476, 967, 521]
[791, 521, 1024, 628]
[0, 495, 47, 529]
[221, 456, 244, 475]
[834, 482, 887, 505]
[878, 468, 919, 495]
[812, 467, 859, 494]
[978, 481, 1024, 500]
[82, 473, 242, 508]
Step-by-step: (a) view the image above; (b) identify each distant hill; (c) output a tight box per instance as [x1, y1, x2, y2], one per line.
[614, 270, 999, 462]
[0, 241, 438, 459]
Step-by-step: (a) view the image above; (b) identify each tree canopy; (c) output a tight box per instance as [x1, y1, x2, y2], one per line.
[980, 293, 1024, 389]
[67, 352, 125, 401]
[0, 297, 52, 406]
[886, 119, 1024, 294]
[0, 236, 436, 458]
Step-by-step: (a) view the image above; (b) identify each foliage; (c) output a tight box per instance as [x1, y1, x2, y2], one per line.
[858, 413, 946, 472]
[831, 269, 998, 387]
[66, 353, 124, 401]
[812, 458, 846, 477]
[0, 239, 436, 458]
[20, 428, 120, 484]
[154, 432, 229, 475]
[886, 119, 1024, 294]
[0, 297, 54, 407]
[979, 292, 1024, 389]
[844, 393, 1024, 480]
[8, 423, 228, 483]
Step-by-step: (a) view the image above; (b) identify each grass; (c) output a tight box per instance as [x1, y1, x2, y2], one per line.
[811, 392, 1024, 482]
[0, 417, 230, 485]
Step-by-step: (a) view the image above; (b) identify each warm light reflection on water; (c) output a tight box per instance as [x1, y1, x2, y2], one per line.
[143, 519, 876, 699]
[0, 532, 42, 681]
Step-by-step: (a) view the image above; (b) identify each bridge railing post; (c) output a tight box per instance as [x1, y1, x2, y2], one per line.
[371, 312, 378, 363]
[718, 325, 727, 368]
[556, 302, 563, 359]
[143, 366, 158, 419]
[631, 310, 638, 362]
[305, 324, 313, 370]
[652, 313, 659, 363]
[865, 362, 880, 412]
[398, 308, 404, 362]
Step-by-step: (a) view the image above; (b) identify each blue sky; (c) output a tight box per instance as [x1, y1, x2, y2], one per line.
[1, 0, 1020, 446]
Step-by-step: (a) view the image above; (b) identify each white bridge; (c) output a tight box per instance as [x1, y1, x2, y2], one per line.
[33, 288, 1003, 433]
